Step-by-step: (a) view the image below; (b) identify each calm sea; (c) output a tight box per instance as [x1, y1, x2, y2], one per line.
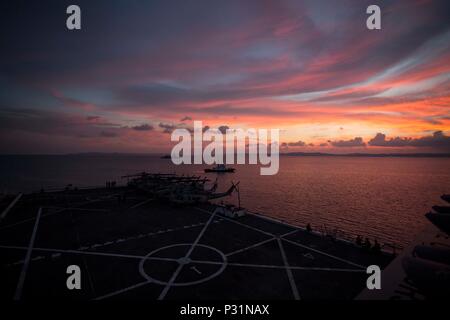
[1, 154, 449, 248]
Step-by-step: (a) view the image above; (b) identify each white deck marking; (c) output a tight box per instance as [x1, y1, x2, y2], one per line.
[195, 208, 364, 270]
[281, 238, 365, 269]
[225, 229, 298, 257]
[0, 193, 22, 223]
[226, 237, 275, 257]
[282, 229, 299, 237]
[76, 222, 207, 251]
[0, 245, 179, 263]
[0, 217, 36, 231]
[93, 281, 152, 300]
[3, 218, 222, 277]
[0, 195, 120, 231]
[278, 238, 300, 300]
[191, 266, 202, 274]
[195, 207, 274, 237]
[13, 207, 42, 300]
[43, 206, 108, 213]
[2, 200, 369, 300]
[303, 253, 315, 260]
[189, 259, 365, 272]
[227, 263, 365, 272]
[158, 212, 217, 300]
[3, 248, 363, 274]
[129, 198, 153, 209]
[157, 264, 183, 300]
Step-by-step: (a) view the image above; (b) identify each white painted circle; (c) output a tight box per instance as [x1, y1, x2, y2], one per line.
[139, 243, 227, 286]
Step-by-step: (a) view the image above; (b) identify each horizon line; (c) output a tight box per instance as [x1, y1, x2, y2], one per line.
[1, 152, 449, 158]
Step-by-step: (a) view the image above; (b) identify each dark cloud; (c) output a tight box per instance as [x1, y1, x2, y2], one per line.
[410, 131, 450, 148]
[369, 131, 450, 149]
[180, 116, 192, 121]
[330, 137, 365, 147]
[159, 122, 176, 134]
[100, 131, 118, 138]
[368, 133, 410, 147]
[281, 140, 313, 147]
[132, 124, 154, 131]
[218, 125, 230, 134]
[319, 143, 328, 147]
[158, 122, 199, 134]
[0, 108, 121, 138]
[288, 140, 306, 147]
[86, 116, 100, 121]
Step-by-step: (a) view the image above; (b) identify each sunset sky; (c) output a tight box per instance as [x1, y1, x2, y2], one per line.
[1, 0, 449, 154]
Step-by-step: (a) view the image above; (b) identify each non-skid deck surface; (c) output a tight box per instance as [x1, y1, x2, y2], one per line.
[0, 188, 392, 300]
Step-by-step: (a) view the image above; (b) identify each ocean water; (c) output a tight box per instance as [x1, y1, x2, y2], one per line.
[1, 154, 449, 248]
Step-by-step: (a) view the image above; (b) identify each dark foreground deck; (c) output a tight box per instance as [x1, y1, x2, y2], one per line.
[0, 187, 392, 300]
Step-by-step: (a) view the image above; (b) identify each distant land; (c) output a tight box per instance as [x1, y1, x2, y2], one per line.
[1, 152, 450, 158]
[283, 152, 450, 158]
